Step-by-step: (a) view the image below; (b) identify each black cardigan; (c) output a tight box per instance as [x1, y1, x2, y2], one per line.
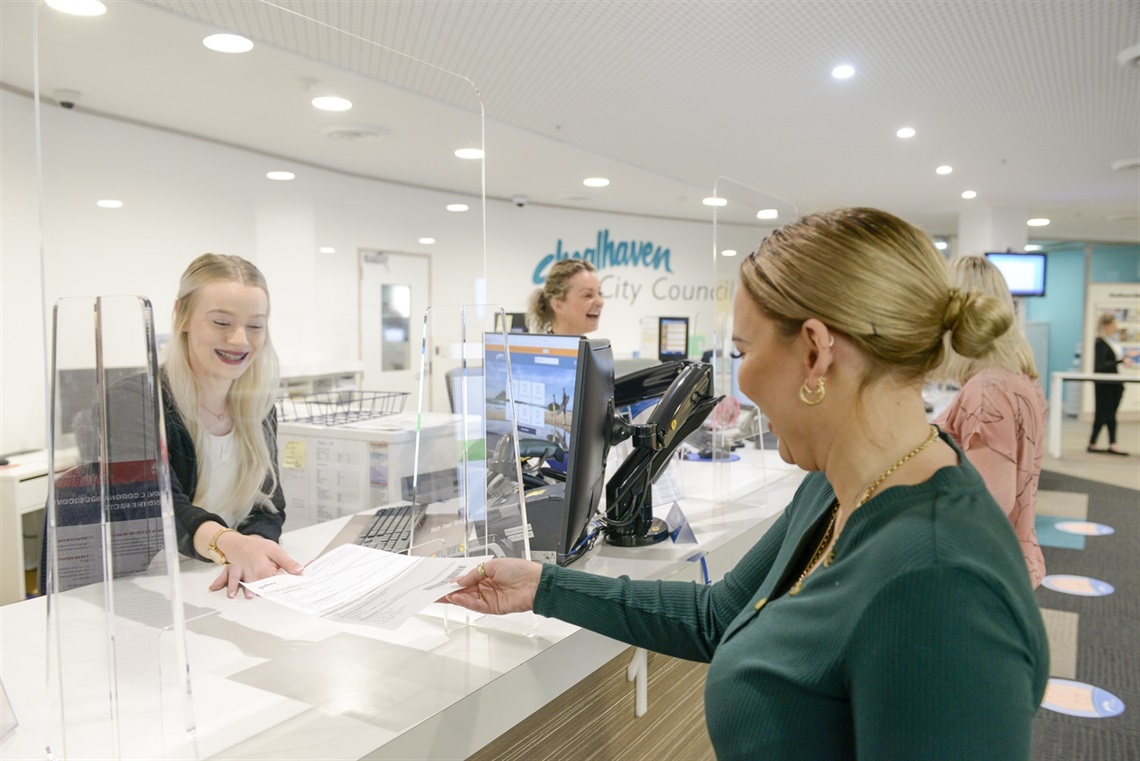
[1093, 336, 1122, 375]
[100, 373, 286, 560]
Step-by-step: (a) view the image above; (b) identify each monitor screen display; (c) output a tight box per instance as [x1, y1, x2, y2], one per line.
[483, 333, 613, 564]
[484, 333, 582, 455]
[984, 252, 1047, 297]
[658, 316, 689, 361]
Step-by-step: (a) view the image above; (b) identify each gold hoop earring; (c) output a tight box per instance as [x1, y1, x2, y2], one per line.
[799, 377, 825, 405]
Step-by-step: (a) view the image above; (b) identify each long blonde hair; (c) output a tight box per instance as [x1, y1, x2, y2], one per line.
[934, 255, 1038, 383]
[163, 254, 280, 525]
[739, 208, 1013, 392]
[526, 259, 597, 333]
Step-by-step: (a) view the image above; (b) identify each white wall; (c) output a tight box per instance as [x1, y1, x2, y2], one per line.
[1, 89, 764, 454]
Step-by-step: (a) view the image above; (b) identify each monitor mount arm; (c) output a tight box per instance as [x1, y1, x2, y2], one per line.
[604, 361, 722, 546]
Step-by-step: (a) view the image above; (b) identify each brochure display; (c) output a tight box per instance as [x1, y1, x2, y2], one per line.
[45, 296, 196, 759]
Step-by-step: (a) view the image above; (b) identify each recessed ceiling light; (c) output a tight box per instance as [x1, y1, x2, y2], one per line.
[831, 64, 855, 79]
[721, 249, 738, 257]
[266, 171, 295, 181]
[418, 237, 436, 245]
[961, 190, 977, 199]
[1024, 244, 1042, 251]
[45, 0, 107, 16]
[454, 148, 484, 160]
[318, 247, 336, 254]
[756, 209, 778, 220]
[702, 197, 728, 207]
[203, 33, 253, 53]
[312, 96, 352, 112]
[446, 203, 469, 212]
[934, 241, 948, 251]
[1027, 218, 1050, 227]
[896, 127, 916, 139]
[583, 177, 610, 188]
[95, 199, 122, 209]
[936, 165, 953, 175]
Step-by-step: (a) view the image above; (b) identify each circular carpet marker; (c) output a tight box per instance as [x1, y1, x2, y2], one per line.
[1054, 520, 1115, 536]
[1041, 575, 1115, 596]
[1041, 678, 1125, 718]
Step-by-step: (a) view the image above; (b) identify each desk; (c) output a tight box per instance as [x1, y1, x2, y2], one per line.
[0, 450, 802, 760]
[0, 449, 78, 605]
[1048, 371, 1140, 458]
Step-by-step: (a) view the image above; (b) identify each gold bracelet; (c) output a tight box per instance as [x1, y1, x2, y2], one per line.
[207, 527, 237, 565]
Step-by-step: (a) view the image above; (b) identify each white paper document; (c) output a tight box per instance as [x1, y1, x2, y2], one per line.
[242, 544, 485, 630]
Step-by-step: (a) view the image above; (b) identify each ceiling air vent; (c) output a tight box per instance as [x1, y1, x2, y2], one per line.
[321, 125, 390, 142]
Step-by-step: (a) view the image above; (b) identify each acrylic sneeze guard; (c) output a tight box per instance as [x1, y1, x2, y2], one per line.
[25, 0, 493, 755]
[45, 295, 196, 760]
[706, 177, 801, 506]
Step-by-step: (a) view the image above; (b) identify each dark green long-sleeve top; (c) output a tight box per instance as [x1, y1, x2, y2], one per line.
[534, 434, 1049, 760]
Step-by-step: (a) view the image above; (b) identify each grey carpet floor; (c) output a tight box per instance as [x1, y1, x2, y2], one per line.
[1032, 471, 1139, 761]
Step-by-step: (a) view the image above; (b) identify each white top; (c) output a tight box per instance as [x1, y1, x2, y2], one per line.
[201, 431, 240, 524]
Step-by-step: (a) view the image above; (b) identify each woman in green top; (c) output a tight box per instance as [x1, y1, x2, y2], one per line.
[446, 208, 1049, 760]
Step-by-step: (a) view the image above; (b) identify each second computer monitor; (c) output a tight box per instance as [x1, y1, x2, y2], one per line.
[658, 316, 689, 361]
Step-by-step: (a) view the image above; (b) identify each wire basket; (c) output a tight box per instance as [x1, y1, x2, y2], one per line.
[276, 390, 409, 425]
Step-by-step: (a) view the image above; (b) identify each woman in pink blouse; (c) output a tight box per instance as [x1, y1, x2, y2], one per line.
[933, 255, 1046, 588]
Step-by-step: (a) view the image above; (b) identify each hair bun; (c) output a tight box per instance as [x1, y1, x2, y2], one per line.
[942, 287, 969, 332]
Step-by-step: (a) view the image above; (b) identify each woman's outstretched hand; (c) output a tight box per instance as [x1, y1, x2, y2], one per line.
[208, 533, 304, 599]
[443, 558, 543, 615]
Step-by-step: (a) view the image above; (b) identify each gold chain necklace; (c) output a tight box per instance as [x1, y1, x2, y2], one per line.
[788, 425, 940, 596]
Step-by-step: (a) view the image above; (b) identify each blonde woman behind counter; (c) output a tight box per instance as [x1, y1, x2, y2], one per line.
[525, 258, 605, 335]
[160, 254, 303, 596]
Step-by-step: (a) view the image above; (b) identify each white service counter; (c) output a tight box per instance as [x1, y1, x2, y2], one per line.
[0, 449, 803, 760]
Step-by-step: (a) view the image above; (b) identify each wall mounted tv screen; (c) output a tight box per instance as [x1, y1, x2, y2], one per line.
[984, 252, 1047, 297]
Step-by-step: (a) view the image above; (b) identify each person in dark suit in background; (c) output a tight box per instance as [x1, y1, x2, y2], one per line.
[1089, 312, 1134, 455]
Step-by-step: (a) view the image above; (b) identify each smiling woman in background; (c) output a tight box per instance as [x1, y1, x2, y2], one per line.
[525, 258, 605, 335]
[159, 254, 303, 596]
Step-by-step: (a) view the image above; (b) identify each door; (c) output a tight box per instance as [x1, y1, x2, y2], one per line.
[360, 251, 431, 410]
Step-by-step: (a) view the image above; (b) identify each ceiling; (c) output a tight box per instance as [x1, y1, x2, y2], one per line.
[3, 0, 1139, 242]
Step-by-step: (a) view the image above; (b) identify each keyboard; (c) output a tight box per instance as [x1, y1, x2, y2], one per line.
[354, 503, 427, 554]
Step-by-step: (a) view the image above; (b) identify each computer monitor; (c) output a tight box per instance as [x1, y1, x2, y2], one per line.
[493, 311, 529, 333]
[483, 333, 614, 565]
[984, 252, 1047, 297]
[658, 316, 689, 361]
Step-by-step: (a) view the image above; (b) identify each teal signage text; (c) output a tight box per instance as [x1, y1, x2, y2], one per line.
[532, 229, 673, 284]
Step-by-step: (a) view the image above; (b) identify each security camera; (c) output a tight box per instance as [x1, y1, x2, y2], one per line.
[512, 194, 528, 207]
[54, 89, 81, 109]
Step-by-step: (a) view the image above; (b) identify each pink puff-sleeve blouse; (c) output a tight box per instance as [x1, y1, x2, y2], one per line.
[935, 368, 1047, 588]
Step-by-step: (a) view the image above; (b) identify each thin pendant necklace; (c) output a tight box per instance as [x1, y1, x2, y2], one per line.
[200, 399, 229, 422]
[788, 425, 940, 596]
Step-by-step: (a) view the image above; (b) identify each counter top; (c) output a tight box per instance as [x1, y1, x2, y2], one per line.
[0, 449, 802, 760]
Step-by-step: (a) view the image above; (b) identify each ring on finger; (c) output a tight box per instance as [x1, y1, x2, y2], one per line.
[477, 562, 487, 579]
